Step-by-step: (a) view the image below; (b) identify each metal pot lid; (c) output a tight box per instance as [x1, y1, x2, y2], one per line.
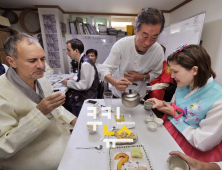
[124, 92, 138, 98]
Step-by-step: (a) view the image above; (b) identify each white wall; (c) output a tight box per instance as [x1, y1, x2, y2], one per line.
[9, 11, 24, 33]
[63, 14, 72, 73]
[57, 11, 69, 74]
[169, 0, 222, 84]
[163, 13, 170, 27]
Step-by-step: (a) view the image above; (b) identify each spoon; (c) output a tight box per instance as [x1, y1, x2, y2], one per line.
[100, 126, 116, 141]
[149, 112, 154, 122]
[76, 145, 103, 150]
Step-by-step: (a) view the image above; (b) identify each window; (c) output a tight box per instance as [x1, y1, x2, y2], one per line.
[82, 18, 87, 24]
[111, 22, 132, 31]
[71, 17, 87, 24]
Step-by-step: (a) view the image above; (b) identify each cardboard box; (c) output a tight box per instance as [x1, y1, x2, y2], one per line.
[126, 25, 133, 35]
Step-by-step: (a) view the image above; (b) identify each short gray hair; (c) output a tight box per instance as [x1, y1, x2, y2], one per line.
[4, 33, 41, 59]
[134, 8, 165, 34]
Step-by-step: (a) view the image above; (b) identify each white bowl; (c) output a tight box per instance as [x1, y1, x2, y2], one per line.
[147, 122, 157, 131]
[145, 116, 153, 123]
[154, 118, 163, 126]
[168, 156, 189, 170]
[87, 125, 98, 134]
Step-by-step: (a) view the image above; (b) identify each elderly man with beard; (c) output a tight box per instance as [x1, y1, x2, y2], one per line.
[0, 33, 77, 170]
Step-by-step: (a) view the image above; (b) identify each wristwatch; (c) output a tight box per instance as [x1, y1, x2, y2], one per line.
[143, 74, 146, 81]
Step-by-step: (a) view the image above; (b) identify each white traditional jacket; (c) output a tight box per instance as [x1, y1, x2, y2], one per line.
[0, 67, 76, 170]
[101, 35, 164, 97]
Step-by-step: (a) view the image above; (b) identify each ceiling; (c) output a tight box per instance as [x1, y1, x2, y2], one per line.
[1, 0, 190, 15]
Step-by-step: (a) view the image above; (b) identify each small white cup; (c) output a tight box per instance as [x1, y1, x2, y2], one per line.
[145, 116, 153, 123]
[154, 118, 164, 127]
[54, 91, 66, 96]
[87, 125, 98, 134]
[144, 101, 154, 110]
[167, 156, 189, 170]
[147, 122, 157, 131]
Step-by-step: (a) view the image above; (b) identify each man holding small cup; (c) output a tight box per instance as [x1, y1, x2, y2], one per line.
[0, 33, 77, 170]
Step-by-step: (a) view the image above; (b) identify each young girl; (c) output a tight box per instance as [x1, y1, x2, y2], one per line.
[147, 44, 222, 162]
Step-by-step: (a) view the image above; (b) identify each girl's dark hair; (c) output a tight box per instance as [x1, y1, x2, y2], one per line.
[167, 45, 216, 89]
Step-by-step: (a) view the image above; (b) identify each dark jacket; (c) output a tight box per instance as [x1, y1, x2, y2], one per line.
[0, 63, 5, 76]
[67, 55, 99, 106]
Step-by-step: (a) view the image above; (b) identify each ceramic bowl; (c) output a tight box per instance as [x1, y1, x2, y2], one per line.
[147, 122, 157, 131]
[154, 118, 164, 126]
[87, 125, 98, 134]
[144, 101, 154, 110]
[168, 156, 189, 170]
[145, 116, 153, 123]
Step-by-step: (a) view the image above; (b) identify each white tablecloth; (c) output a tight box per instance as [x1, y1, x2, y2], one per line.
[58, 99, 183, 170]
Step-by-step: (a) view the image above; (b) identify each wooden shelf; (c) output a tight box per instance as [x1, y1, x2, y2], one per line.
[0, 28, 10, 66]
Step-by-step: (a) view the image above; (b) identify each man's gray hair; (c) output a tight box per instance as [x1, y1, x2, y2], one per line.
[4, 33, 41, 59]
[134, 8, 165, 34]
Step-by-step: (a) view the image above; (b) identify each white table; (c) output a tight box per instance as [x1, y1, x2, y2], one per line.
[47, 74, 77, 92]
[58, 99, 183, 170]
